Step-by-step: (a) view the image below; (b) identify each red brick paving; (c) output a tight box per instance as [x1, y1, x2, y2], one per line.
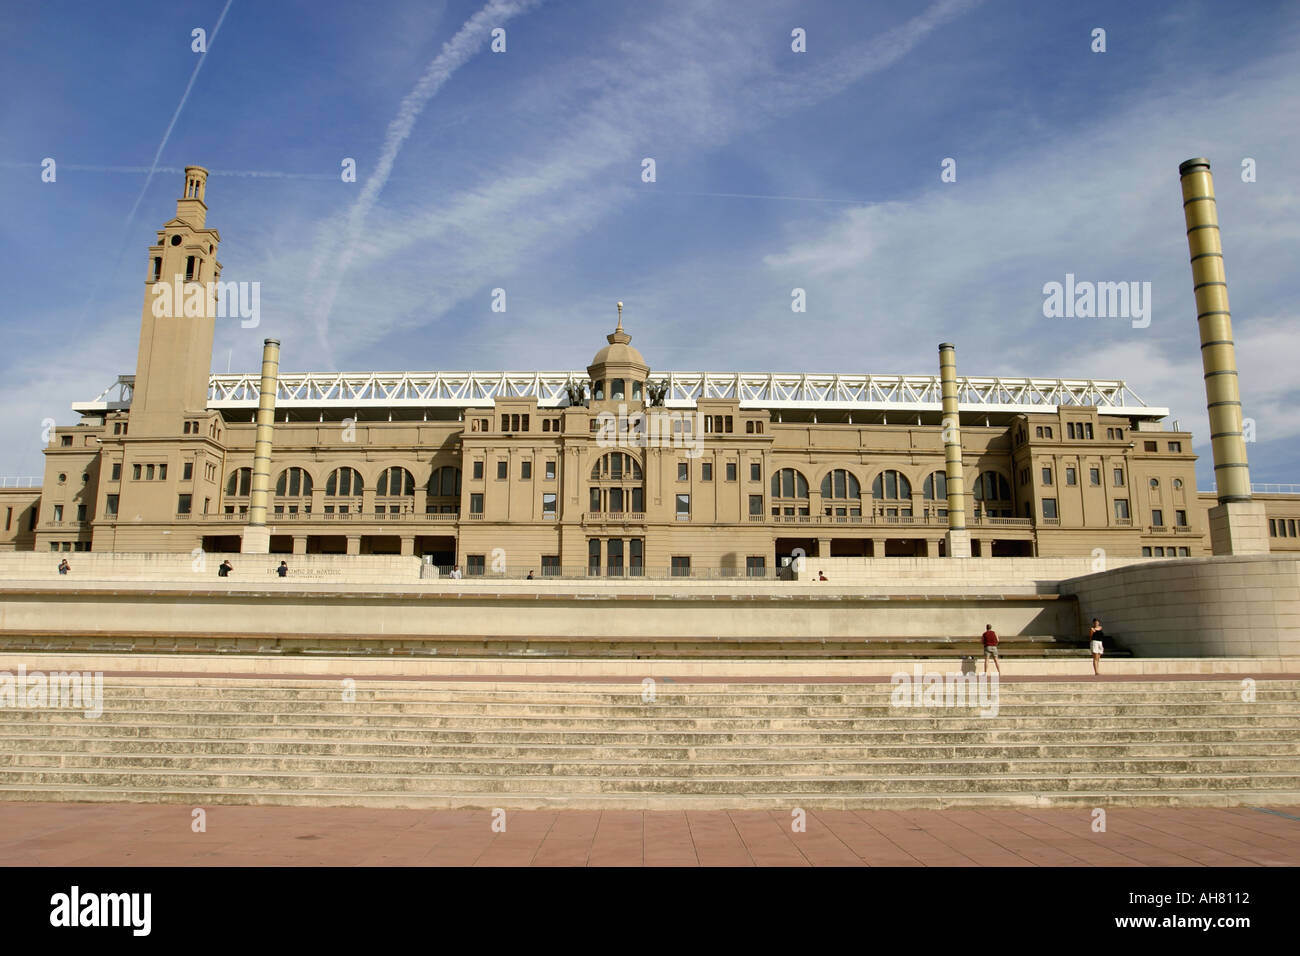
[0, 803, 1295, 866]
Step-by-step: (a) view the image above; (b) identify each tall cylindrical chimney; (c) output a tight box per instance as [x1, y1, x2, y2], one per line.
[1179, 158, 1251, 504]
[247, 338, 281, 527]
[938, 343, 971, 557]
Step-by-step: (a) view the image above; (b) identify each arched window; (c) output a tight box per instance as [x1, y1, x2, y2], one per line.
[922, 471, 947, 500]
[325, 467, 363, 496]
[870, 470, 911, 500]
[274, 467, 313, 497]
[225, 468, 252, 497]
[971, 471, 1011, 502]
[590, 453, 643, 481]
[971, 470, 1012, 517]
[376, 467, 415, 497]
[427, 466, 461, 498]
[770, 468, 810, 519]
[770, 468, 809, 499]
[820, 469, 861, 500]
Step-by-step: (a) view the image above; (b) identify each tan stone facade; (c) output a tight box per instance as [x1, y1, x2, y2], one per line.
[5, 168, 1297, 570]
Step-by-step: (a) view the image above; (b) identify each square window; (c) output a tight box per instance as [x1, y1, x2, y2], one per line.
[1144, 441, 1158, 452]
[1168, 441, 1182, 453]
[671, 556, 691, 577]
[1042, 498, 1058, 519]
[177, 494, 192, 515]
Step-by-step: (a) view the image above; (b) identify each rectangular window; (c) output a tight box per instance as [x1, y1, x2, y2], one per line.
[749, 495, 763, 516]
[60, 435, 72, 447]
[1178, 547, 1189, 557]
[177, 494, 192, 515]
[1151, 509, 1163, 527]
[1169, 441, 1182, 453]
[1144, 441, 1158, 452]
[726, 462, 737, 481]
[145, 464, 155, 480]
[1114, 499, 1130, 520]
[750, 462, 761, 482]
[1175, 509, 1187, 527]
[473, 460, 484, 480]
[746, 556, 766, 577]
[542, 493, 556, 517]
[159, 463, 167, 480]
[111, 463, 121, 481]
[1085, 423, 1094, 439]
[1042, 498, 1058, 519]
[1113, 468, 1125, 487]
[496, 461, 507, 480]
[542, 555, 561, 576]
[588, 539, 601, 575]
[606, 538, 624, 576]
[701, 462, 713, 481]
[629, 539, 643, 576]
[470, 493, 484, 515]
[182, 462, 192, 480]
[1035, 426, 1044, 438]
[1089, 467, 1100, 486]
[677, 462, 689, 481]
[1270, 518, 1278, 536]
[1065, 467, 1076, 485]
[104, 495, 118, 517]
[671, 556, 691, 577]
[53, 505, 63, 522]
[1041, 467, 1052, 486]
[521, 461, 532, 480]
[631, 487, 643, 512]
[676, 494, 690, 520]
[132, 464, 141, 480]
[3, 507, 9, 531]
[76, 504, 86, 522]
[545, 460, 556, 480]
[466, 555, 486, 576]
[609, 487, 624, 512]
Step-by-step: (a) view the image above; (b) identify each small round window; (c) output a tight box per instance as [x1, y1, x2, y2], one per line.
[1173, 478, 1183, 489]
[170, 235, 182, 246]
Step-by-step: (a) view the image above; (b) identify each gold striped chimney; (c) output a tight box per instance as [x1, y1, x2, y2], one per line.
[1178, 158, 1267, 553]
[241, 338, 280, 553]
[939, 343, 971, 557]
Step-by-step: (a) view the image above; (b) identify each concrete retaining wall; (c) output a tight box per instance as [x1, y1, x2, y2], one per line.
[1059, 554, 1300, 657]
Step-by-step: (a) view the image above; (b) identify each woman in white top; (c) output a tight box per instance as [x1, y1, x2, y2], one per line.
[1088, 618, 1105, 676]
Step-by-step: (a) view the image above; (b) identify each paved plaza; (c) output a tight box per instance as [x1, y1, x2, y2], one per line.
[1, 803, 1295, 867]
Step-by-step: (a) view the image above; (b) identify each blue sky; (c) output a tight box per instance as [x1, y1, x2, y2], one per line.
[1, 0, 1298, 486]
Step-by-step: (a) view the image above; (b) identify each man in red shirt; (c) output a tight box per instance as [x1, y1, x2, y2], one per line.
[981, 624, 1000, 674]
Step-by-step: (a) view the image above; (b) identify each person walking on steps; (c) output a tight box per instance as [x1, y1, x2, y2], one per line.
[981, 624, 1001, 675]
[1088, 618, 1105, 676]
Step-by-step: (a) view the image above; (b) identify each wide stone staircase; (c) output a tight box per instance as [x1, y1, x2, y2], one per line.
[0, 676, 1296, 809]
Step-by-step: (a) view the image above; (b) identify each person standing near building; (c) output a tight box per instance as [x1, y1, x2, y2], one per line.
[981, 624, 1000, 674]
[1088, 618, 1105, 676]
[218, 559, 234, 578]
[448, 565, 462, 580]
[57, 559, 70, 575]
[277, 560, 289, 578]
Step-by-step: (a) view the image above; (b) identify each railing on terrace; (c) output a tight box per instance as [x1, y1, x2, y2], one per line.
[424, 565, 789, 581]
[0, 477, 41, 489]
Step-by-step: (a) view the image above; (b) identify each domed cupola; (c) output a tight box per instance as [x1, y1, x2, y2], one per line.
[587, 302, 650, 404]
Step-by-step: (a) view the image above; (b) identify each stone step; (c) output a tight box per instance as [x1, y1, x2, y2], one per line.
[6, 724, 1295, 745]
[36, 698, 1300, 717]
[6, 751, 1297, 778]
[5, 737, 1296, 760]
[1, 766, 1298, 794]
[3, 784, 1296, 811]
[5, 712, 1296, 733]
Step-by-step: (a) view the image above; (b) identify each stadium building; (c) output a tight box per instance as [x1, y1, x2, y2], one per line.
[3, 166, 1298, 571]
